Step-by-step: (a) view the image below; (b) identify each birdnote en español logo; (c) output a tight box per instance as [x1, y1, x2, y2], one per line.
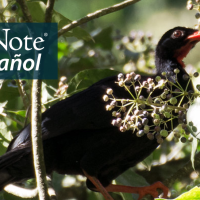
[0, 23, 58, 79]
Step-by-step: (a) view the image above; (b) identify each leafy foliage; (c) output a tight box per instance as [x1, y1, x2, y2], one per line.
[0, 1, 200, 200]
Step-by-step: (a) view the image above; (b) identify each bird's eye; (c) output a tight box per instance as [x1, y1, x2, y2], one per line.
[172, 30, 184, 39]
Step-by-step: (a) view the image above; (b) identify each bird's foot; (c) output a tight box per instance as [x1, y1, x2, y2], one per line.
[104, 181, 169, 200]
[137, 181, 169, 200]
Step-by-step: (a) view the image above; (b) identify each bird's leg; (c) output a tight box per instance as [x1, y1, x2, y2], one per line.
[83, 170, 114, 200]
[103, 182, 169, 200]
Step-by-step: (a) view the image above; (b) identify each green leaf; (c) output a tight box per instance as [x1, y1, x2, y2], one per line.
[115, 168, 149, 200]
[141, 153, 153, 171]
[26, 1, 46, 22]
[156, 186, 200, 200]
[67, 69, 119, 95]
[52, 10, 92, 41]
[0, 80, 25, 110]
[86, 27, 113, 50]
[16, 1, 92, 41]
[0, 120, 13, 156]
[6, 110, 26, 125]
[41, 81, 57, 105]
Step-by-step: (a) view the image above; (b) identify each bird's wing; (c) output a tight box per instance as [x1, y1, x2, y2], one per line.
[8, 75, 122, 150]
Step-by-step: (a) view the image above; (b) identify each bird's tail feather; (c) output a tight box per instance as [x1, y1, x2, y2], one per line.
[0, 147, 31, 191]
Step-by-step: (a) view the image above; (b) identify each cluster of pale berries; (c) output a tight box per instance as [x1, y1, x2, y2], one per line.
[103, 70, 200, 144]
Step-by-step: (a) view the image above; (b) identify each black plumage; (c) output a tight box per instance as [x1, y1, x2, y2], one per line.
[0, 27, 200, 199]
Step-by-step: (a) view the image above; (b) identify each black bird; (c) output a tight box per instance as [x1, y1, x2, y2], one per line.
[0, 27, 200, 200]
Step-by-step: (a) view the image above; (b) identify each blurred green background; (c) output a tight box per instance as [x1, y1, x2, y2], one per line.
[54, 0, 200, 64]
[1, 1, 200, 200]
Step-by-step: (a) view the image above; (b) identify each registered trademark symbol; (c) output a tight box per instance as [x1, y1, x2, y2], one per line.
[44, 33, 48, 37]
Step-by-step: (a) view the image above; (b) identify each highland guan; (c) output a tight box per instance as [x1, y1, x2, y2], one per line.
[0, 27, 200, 200]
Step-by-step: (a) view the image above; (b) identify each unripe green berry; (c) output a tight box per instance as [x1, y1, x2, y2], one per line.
[192, 126, 197, 132]
[174, 68, 180, 74]
[144, 125, 149, 132]
[189, 121, 193, 126]
[154, 114, 160, 119]
[155, 76, 161, 82]
[160, 129, 168, 137]
[170, 97, 177, 105]
[164, 89, 169, 94]
[161, 93, 166, 99]
[164, 112, 171, 118]
[153, 119, 160, 125]
[161, 72, 166, 76]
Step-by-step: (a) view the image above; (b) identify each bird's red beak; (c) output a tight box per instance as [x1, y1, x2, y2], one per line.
[174, 30, 200, 68]
[187, 30, 200, 41]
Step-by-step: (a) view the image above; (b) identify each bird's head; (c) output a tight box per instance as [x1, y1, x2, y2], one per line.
[156, 27, 200, 69]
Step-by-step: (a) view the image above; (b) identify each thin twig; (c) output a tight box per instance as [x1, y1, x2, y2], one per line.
[31, 79, 49, 200]
[16, 80, 30, 110]
[16, 0, 32, 22]
[45, 0, 56, 23]
[58, 0, 140, 37]
[15, 1, 49, 200]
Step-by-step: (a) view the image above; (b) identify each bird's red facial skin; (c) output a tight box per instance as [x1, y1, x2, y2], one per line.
[173, 42, 196, 68]
[174, 30, 200, 68]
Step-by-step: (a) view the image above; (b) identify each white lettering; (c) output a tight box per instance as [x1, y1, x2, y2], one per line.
[23, 59, 35, 71]
[0, 59, 9, 71]
[35, 53, 41, 70]
[0, 29, 10, 51]
[33, 37, 44, 51]
[9, 37, 22, 51]
[24, 35, 32, 51]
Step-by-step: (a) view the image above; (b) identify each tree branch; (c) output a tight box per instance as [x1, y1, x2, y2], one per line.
[58, 0, 140, 37]
[31, 79, 49, 200]
[163, 151, 200, 188]
[45, 0, 56, 23]
[16, 80, 30, 110]
[14, 1, 49, 200]
[16, 0, 32, 22]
